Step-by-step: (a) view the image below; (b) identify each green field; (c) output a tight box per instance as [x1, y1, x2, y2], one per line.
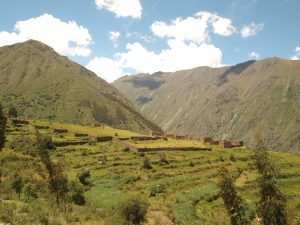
[1, 120, 300, 225]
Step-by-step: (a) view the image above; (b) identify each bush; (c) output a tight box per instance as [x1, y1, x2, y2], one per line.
[158, 153, 169, 165]
[24, 183, 38, 201]
[118, 194, 149, 225]
[78, 171, 91, 186]
[122, 147, 130, 152]
[69, 181, 86, 206]
[72, 193, 86, 205]
[143, 158, 152, 170]
[189, 161, 195, 167]
[150, 184, 166, 196]
[43, 136, 55, 150]
[230, 154, 237, 162]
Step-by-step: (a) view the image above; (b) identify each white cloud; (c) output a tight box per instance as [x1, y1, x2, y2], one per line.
[241, 22, 264, 37]
[249, 51, 260, 59]
[0, 13, 92, 57]
[109, 31, 120, 48]
[86, 57, 124, 82]
[95, 0, 142, 19]
[212, 17, 236, 36]
[86, 11, 238, 82]
[290, 46, 300, 60]
[151, 11, 236, 44]
[87, 40, 222, 82]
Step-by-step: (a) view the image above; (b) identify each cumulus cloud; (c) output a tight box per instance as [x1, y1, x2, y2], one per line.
[87, 40, 222, 82]
[86, 11, 237, 82]
[109, 31, 120, 48]
[86, 57, 124, 82]
[0, 13, 92, 57]
[241, 22, 264, 37]
[249, 51, 260, 59]
[290, 46, 300, 60]
[95, 0, 142, 19]
[151, 11, 236, 44]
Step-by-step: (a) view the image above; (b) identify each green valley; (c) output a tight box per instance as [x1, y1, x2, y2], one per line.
[1, 118, 300, 224]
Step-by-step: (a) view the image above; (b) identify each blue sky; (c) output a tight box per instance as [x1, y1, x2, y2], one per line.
[0, 0, 299, 82]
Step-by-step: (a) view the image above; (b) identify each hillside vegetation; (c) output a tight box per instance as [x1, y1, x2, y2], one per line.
[1, 119, 300, 224]
[0, 40, 161, 134]
[113, 58, 300, 152]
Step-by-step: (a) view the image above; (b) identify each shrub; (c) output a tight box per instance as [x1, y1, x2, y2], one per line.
[158, 153, 169, 165]
[189, 161, 195, 167]
[143, 158, 152, 170]
[78, 171, 91, 186]
[8, 106, 18, 118]
[138, 152, 145, 157]
[43, 136, 55, 150]
[0, 103, 7, 151]
[118, 194, 149, 225]
[230, 154, 237, 162]
[150, 184, 166, 196]
[24, 183, 38, 201]
[122, 147, 130, 152]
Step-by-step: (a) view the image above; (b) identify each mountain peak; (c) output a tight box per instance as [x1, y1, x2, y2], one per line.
[0, 41, 161, 133]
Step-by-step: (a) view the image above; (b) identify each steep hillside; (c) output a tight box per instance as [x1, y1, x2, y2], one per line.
[0, 40, 161, 133]
[113, 58, 300, 152]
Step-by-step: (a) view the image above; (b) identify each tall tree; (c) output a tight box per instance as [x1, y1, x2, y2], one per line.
[253, 134, 289, 225]
[0, 103, 6, 151]
[219, 167, 250, 225]
[11, 173, 24, 200]
[49, 165, 69, 206]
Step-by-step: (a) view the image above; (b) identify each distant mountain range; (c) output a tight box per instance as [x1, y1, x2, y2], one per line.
[113, 58, 300, 152]
[0, 40, 161, 133]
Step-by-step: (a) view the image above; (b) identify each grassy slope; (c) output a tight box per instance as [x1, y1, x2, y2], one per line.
[0, 40, 161, 134]
[1, 120, 300, 225]
[113, 58, 300, 152]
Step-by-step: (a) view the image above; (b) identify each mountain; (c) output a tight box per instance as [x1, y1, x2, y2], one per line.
[113, 58, 300, 152]
[0, 40, 161, 133]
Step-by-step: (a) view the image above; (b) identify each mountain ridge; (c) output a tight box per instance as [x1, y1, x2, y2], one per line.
[113, 57, 300, 152]
[0, 40, 162, 133]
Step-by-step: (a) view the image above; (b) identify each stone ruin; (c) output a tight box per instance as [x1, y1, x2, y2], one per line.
[74, 133, 89, 137]
[12, 119, 30, 125]
[34, 125, 49, 129]
[149, 131, 163, 137]
[91, 136, 113, 142]
[53, 128, 68, 133]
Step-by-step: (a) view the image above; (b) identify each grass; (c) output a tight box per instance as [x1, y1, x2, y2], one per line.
[1, 120, 300, 224]
[125, 139, 207, 148]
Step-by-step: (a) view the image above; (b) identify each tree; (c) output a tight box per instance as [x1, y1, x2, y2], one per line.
[24, 183, 38, 201]
[11, 173, 24, 200]
[253, 134, 289, 225]
[49, 165, 69, 206]
[8, 106, 17, 118]
[78, 170, 91, 186]
[218, 167, 250, 225]
[35, 129, 54, 175]
[69, 181, 86, 206]
[0, 103, 6, 151]
[118, 194, 149, 225]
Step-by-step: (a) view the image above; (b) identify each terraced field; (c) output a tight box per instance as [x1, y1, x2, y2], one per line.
[1, 120, 300, 224]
